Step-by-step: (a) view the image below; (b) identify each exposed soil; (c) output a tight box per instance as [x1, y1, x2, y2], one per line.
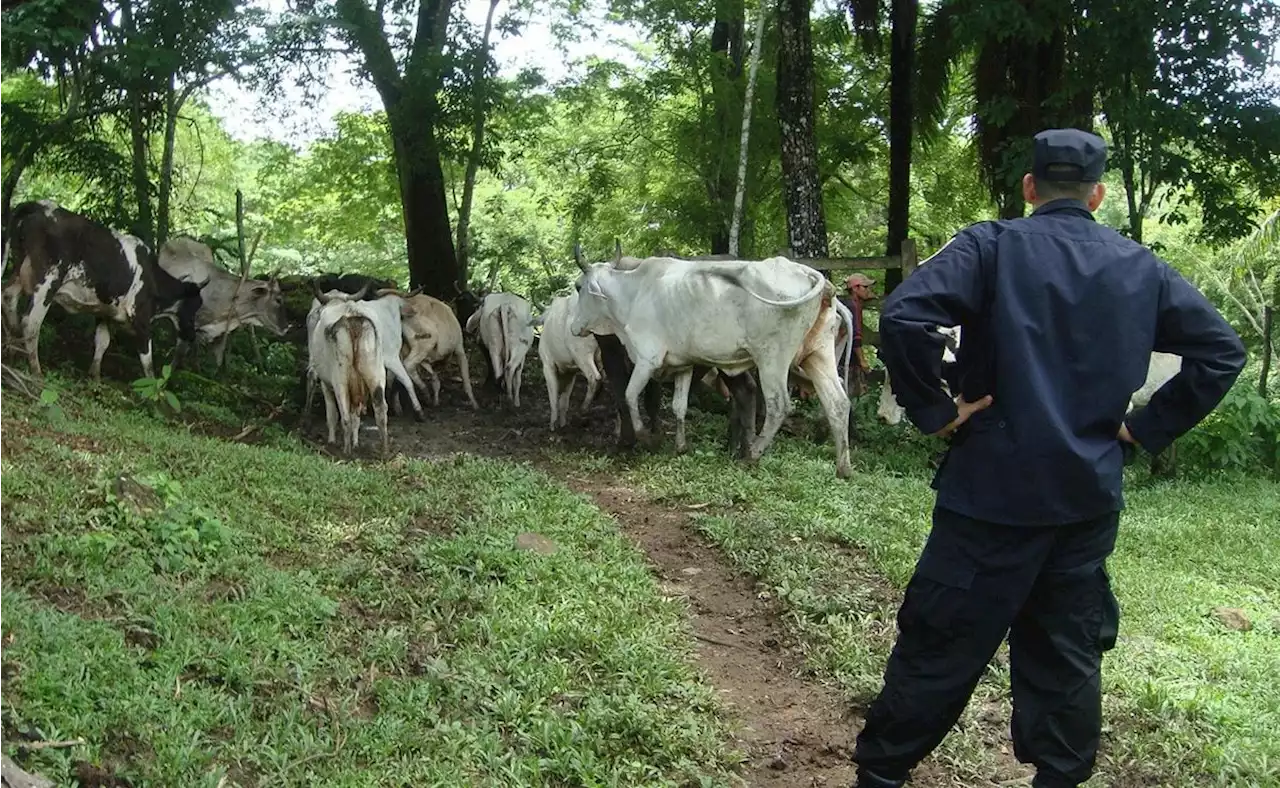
[296, 366, 938, 787]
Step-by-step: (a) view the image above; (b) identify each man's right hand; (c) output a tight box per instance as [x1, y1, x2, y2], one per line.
[932, 395, 994, 438]
[1118, 422, 1137, 445]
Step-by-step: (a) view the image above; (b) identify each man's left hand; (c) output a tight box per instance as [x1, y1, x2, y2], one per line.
[932, 395, 994, 438]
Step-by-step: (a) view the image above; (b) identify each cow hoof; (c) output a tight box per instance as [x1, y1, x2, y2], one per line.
[414, 410, 426, 423]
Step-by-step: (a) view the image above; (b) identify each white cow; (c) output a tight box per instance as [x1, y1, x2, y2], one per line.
[464, 292, 536, 408]
[157, 236, 289, 367]
[570, 254, 841, 473]
[538, 291, 603, 430]
[303, 286, 426, 422]
[1129, 351, 1182, 411]
[307, 291, 388, 455]
[395, 291, 479, 410]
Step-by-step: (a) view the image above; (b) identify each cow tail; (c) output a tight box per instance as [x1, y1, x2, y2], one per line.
[491, 305, 507, 379]
[327, 315, 375, 414]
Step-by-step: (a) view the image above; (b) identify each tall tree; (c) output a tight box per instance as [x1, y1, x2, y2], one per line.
[728, 0, 768, 256]
[297, 0, 462, 298]
[915, 0, 1092, 218]
[454, 0, 501, 283]
[847, 0, 917, 293]
[708, 0, 746, 253]
[776, 0, 828, 257]
[1080, 0, 1280, 245]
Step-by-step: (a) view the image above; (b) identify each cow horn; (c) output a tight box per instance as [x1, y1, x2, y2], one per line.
[311, 280, 335, 304]
[573, 242, 588, 273]
[374, 287, 402, 297]
[407, 285, 424, 297]
[613, 237, 622, 263]
[352, 282, 372, 300]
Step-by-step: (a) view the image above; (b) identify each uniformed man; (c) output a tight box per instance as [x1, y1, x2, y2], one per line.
[851, 128, 1246, 788]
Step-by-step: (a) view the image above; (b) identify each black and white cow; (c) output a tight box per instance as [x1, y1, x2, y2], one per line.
[1, 200, 203, 379]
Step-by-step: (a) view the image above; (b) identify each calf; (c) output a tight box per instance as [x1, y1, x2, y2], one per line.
[876, 326, 961, 425]
[157, 236, 289, 367]
[538, 291, 604, 430]
[2, 200, 202, 379]
[307, 288, 389, 454]
[465, 292, 536, 408]
[391, 290, 479, 410]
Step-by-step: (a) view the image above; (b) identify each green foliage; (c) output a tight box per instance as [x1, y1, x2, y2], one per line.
[131, 363, 181, 413]
[1179, 383, 1280, 473]
[88, 470, 230, 573]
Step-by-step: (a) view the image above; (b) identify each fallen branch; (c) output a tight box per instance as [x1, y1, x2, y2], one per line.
[693, 633, 740, 649]
[230, 404, 287, 442]
[14, 738, 85, 751]
[1, 362, 42, 399]
[1, 754, 55, 788]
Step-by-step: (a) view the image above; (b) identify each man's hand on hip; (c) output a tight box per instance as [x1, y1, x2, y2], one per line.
[932, 395, 994, 438]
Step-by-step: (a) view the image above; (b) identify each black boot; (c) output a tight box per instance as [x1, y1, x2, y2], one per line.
[854, 768, 906, 788]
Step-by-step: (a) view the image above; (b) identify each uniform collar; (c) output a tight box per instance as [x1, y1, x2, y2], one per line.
[1030, 198, 1096, 221]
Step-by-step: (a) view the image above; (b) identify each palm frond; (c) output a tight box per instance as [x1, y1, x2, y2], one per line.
[915, 0, 970, 147]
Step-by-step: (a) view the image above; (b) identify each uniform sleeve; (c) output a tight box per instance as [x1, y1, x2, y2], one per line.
[1124, 265, 1247, 454]
[878, 228, 990, 435]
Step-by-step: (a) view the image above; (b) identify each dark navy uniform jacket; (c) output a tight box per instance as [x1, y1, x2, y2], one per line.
[878, 198, 1246, 526]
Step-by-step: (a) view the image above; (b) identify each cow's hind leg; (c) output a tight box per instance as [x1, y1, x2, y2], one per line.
[748, 360, 794, 465]
[90, 322, 112, 380]
[801, 354, 852, 479]
[558, 373, 576, 429]
[321, 381, 340, 445]
[422, 361, 442, 406]
[2, 278, 23, 340]
[372, 382, 389, 456]
[544, 360, 561, 431]
[385, 356, 425, 421]
[20, 274, 58, 377]
[456, 347, 479, 410]
[671, 370, 694, 453]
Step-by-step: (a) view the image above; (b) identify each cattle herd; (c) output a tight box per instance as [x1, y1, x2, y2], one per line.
[2, 199, 1183, 477]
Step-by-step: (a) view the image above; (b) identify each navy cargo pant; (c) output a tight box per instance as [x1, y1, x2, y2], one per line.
[853, 506, 1120, 788]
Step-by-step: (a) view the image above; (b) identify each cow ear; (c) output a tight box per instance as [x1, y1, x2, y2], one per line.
[586, 279, 607, 299]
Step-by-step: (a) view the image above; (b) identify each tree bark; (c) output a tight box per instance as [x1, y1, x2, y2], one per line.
[729, 0, 768, 257]
[157, 76, 180, 249]
[883, 0, 918, 295]
[390, 112, 460, 298]
[1262, 305, 1274, 400]
[776, 0, 828, 258]
[120, 0, 154, 248]
[455, 0, 501, 285]
[708, 0, 745, 254]
[336, 0, 461, 299]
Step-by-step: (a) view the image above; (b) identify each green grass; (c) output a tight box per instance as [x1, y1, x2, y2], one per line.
[1, 381, 743, 787]
[549, 399, 1280, 788]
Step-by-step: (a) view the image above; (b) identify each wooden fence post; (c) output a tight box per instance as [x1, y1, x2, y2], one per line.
[900, 237, 918, 281]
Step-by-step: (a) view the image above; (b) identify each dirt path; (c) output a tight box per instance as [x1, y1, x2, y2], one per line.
[570, 474, 862, 786]
[301, 377, 997, 787]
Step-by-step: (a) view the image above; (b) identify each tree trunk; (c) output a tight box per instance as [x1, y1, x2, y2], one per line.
[884, 0, 918, 295]
[729, 0, 768, 258]
[336, 0, 458, 299]
[156, 76, 181, 250]
[455, 0, 501, 285]
[708, 0, 745, 255]
[120, 0, 153, 247]
[776, 0, 828, 258]
[391, 117, 461, 299]
[1262, 305, 1274, 400]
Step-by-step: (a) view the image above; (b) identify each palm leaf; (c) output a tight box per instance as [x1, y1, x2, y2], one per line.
[914, 0, 971, 146]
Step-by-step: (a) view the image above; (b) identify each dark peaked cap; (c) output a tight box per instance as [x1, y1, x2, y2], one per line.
[1032, 128, 1107, 182]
